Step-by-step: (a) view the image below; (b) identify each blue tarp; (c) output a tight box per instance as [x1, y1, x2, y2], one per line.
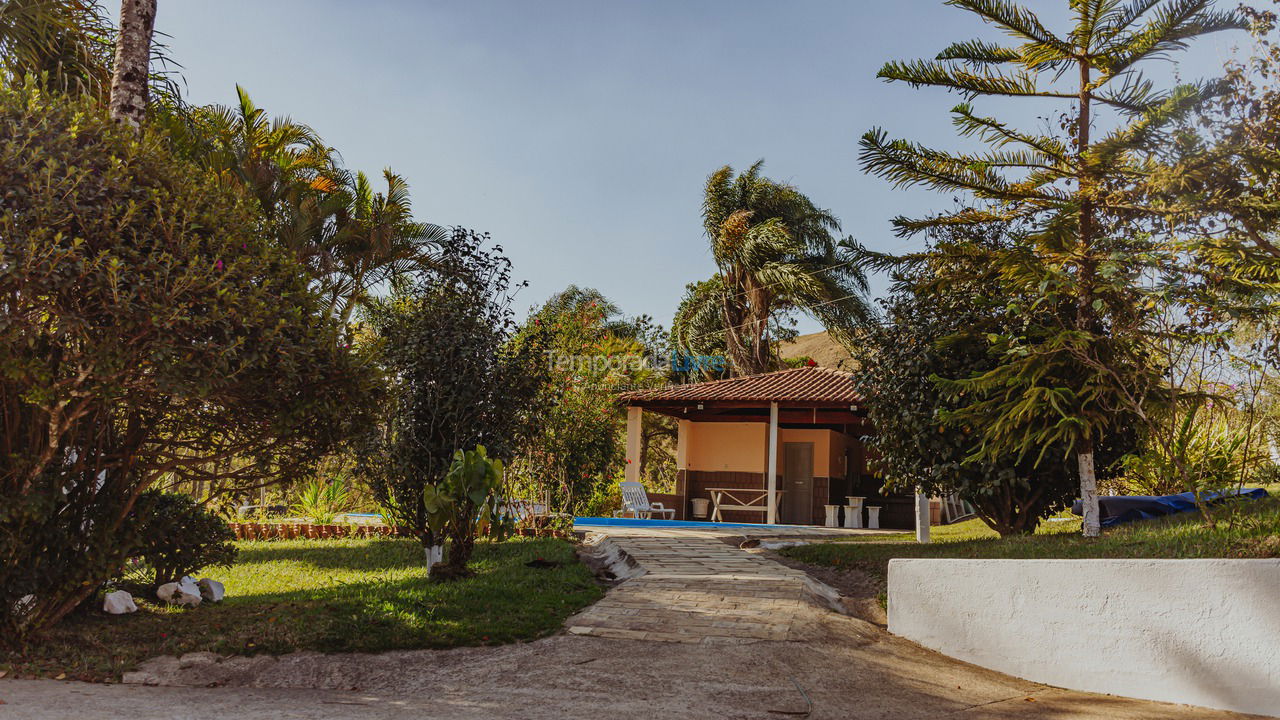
[1070, 488, 1270, 527]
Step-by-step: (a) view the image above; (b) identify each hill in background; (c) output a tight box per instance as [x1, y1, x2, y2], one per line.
[778, 330, 855, 370]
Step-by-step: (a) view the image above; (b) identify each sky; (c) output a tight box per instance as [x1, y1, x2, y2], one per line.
[148, 1, 1250, 334]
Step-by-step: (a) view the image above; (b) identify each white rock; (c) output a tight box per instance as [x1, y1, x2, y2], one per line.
[15, 594, 35, 615]
[178, 577, 200, 596]
[156, 581, 202, 608]
[196, 578, 225, 603]
[103, 590, 137, 614]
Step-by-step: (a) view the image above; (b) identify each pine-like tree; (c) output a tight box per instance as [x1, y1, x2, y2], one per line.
[859, 0, 1246, 536]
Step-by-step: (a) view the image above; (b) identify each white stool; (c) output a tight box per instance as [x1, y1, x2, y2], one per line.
[866, 506, 881, 529]
[843, 496, 865, 529]
[823, 504, 840, 528]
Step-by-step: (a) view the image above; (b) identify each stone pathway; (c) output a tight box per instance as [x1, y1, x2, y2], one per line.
[565, 525, 851, 644]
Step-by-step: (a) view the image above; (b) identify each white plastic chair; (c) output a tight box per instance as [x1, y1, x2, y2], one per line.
[614, 481, 675, 519]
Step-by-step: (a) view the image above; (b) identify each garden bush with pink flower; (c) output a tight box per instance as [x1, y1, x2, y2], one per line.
[0, 82, 377, 641]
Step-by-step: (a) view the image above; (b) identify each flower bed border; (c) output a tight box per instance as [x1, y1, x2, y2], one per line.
[229, 523, 571, 540]
[228, 522, 412, 540]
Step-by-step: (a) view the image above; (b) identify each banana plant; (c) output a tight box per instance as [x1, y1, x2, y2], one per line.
[422, 445, 514, 578]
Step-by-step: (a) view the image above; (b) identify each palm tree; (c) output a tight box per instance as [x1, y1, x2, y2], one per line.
[108, 0, 155, 126]
[0, 0, 113, 96]
[158, 87, 442, 323]
[699, 160, 871, 376]
[327, 169, 446, 325]
[160, 85, 337, 231]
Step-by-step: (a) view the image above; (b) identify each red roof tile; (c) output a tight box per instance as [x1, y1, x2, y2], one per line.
[619, 366, 860, 406]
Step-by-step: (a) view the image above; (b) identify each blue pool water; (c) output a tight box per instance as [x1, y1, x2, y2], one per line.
[574, 516, 800, 530]
[336, 513, 797, 531]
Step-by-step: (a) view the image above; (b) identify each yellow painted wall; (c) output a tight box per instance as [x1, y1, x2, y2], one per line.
[683, 422, 767, 473]
[679, 423, 861, 479]
[829, 432, 848, 481]
[775, 428, 832, 477]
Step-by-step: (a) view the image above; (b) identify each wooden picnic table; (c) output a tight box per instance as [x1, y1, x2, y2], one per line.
[706, 487, 784, 522]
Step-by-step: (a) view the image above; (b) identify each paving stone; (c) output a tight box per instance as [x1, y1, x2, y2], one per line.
[566, 526, 851, 644]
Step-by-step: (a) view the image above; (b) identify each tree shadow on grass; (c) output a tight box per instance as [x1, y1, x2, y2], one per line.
[233, 538, 423, 572]
[233, 536, 576, 573]
[4, 539, 603, 681]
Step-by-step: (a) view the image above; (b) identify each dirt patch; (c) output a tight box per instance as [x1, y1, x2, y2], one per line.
[722, 535, 887, 626]
[13, 611, 1241, 720]
[763, 547, 887, 626]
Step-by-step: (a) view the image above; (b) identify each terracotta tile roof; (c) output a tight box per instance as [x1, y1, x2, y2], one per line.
[619, 366, 860, 406]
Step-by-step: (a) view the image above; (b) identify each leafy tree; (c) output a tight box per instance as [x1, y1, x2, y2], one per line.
[510, 287, 654, 513]
[0, 83, 375, 638]
[1154, 6, 1280, 267]
[357, 228, 548, 575]
[698, 160, 871, 376]
[854, 227, 1128, 535]
[671, 277, 727, 378]
[858, 0, 1246, 536]
[0, 0, 179, 104]
[672, 275, 779, 382]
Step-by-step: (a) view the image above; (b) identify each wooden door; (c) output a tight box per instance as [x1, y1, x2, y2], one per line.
[783, 442, 814, 524]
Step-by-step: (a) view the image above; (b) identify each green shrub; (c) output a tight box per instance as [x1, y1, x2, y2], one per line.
[424, 445, 514, 579]
[1121, 404, 1268, 497]
[357, 229, 547, 564]
[129, 493, 238, 587]
[582, 481, 622, 517]
[0, 82, 373, 640]
[292, 478, 353, 524]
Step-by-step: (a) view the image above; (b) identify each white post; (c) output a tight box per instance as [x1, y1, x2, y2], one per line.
[675, 419, 690, 471]
[915, 491, 931, 544]
[766, 402, 779, 525]
[625, 406, 642, 484]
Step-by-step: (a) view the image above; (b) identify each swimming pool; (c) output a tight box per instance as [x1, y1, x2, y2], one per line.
[337, 512, 803, 531]
[573, 516, 802, 530]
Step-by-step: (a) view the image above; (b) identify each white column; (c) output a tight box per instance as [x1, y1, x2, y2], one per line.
[675, 419, 690, 470]
[766, 402, 779, 525]
[915, 491, 931, 544]
[625, 406, 642, 484]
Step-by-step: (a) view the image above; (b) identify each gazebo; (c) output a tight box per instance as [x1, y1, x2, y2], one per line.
[619, 366, 916, 528]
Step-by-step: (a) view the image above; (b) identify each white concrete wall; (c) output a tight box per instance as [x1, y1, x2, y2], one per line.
[888, 559, 1280, 717]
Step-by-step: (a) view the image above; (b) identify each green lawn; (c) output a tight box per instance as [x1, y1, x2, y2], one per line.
[784, 490, 1280, 579]
[2, 536, 602, 681]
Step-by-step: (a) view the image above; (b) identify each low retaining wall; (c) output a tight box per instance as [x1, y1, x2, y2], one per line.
[228, 522, 563, 541]
[888, 559, 1280, 717]
[229, 522, 408, 540]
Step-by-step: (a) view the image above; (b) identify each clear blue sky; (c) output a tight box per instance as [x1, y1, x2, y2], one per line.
[150, 1, 1247, 333]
